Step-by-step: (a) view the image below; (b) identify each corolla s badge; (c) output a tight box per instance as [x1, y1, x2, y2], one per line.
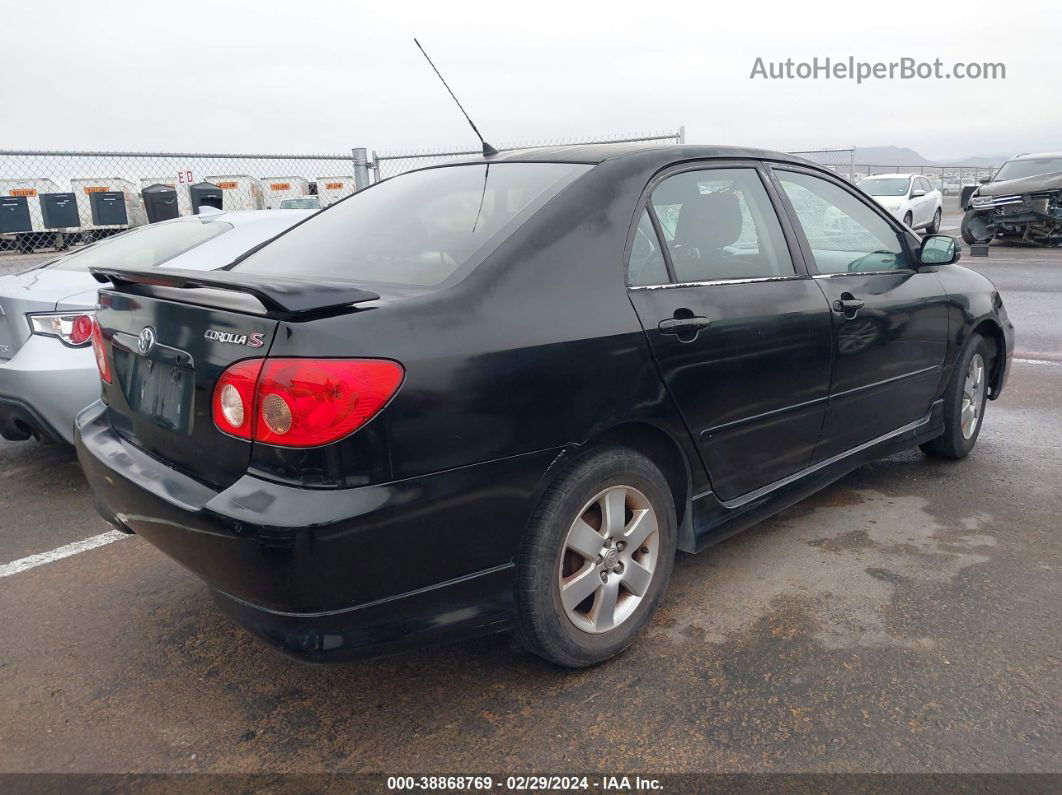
[204, 329, 265, 348]
[137, 327, 156, 354]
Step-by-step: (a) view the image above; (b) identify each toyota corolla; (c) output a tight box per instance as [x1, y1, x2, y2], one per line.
[76, 145, 1014, 667]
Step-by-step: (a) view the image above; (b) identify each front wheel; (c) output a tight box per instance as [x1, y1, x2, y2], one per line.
[903, 211, 914, 228]
[961, 212, 985, 244]
[921, 333, 990, 459]
[515, 447, 677, 667]
[926, 207, 942, 234]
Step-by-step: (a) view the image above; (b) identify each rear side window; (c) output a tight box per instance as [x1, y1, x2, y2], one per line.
[649, 168, 794, 282]
[627, 209, 669, 286]
[50, 219, 231, 272]
[235, 162, 592, 287]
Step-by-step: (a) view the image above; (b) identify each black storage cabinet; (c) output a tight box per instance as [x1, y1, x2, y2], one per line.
[190, 182, 223, 213]
[0, 195, 32, 233]
[40, 192, 80, 229]
[89, 191, 129, 226]
[142, 184, 180, 223]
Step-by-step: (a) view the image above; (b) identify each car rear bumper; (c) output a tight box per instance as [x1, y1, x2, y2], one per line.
[75, 401, 564, 660]
[0, 335, 99, 443]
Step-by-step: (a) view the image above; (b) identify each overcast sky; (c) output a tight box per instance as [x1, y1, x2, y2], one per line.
[2, 0, 1058, 160]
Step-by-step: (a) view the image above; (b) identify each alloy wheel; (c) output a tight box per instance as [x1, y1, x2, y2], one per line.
[961, 353, 986, 439]
[557, 485, 659, 634]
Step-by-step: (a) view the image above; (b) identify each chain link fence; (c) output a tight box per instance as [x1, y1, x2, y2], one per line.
[845, 164, 999, 196]
[0, 150, 363, 270]
[788, 149, 999, 195]
[1, 136, 998, 275]
[788, 148, 857, 180]
[372, 129, 686, 181]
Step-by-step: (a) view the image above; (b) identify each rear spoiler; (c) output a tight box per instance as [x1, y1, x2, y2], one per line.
[89, 266, 380, 315]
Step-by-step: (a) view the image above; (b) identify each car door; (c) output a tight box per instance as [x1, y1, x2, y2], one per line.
[915, 177, 934, 226]
[771, 166, 948, 461]
[626, 163, 834, 502]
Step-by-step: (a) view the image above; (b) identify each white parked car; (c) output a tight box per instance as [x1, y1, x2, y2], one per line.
[856, 174, 943, 233]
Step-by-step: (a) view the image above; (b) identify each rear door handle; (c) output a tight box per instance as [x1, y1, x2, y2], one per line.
[658, 316, 711, 334]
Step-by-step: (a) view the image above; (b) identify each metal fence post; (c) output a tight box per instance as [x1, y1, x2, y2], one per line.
[352, 147, 370, 191]
[677, 126, 686, 144]
[371, 152, 382, 184]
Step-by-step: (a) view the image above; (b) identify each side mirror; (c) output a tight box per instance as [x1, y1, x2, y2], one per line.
[911, 188, 926, 198]
[920, 234, 959, 266]
[979, 177, 991, 184]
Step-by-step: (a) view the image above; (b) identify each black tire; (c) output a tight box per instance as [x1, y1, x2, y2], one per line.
[515, 446, 677, 667]
[926, 207, 942, 235]
[920, 333, 990, 459]
[960, 213, 983, 245]
[903, 211, 914, 229]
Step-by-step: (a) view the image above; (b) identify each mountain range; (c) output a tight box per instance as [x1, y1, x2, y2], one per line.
[847, 146, 1008, 167]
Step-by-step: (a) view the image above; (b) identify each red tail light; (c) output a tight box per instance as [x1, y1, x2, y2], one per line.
[212, 358, 404, 448]
[212, 359, 264, 440]
[90, 318, 112, 384]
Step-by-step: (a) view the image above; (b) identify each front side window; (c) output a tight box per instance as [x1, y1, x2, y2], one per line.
[235, 162, 591, 287]
[777, 170, 910, 274]
[627, 209, 669, 286]
[49, 218, 231, 272]
[649, 168, 793, 282]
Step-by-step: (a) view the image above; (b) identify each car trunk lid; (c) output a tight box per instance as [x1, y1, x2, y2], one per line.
[92, 266, 380, 490]
[0, 268, 99, 360]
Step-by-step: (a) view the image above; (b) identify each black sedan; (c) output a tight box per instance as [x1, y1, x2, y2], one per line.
[77, 145, 1014, 667]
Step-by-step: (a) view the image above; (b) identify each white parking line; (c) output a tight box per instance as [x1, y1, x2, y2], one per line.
[0, 530, 129, 579]
[1015, 358, 1062, 367]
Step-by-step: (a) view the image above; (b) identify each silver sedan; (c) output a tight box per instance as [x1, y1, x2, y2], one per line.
[0, 209, 314, 444]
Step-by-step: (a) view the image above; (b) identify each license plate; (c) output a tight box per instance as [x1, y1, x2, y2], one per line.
[124, 355, 195, 434]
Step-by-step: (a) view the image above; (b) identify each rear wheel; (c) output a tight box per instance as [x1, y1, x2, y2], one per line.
[516, 447, 677, 667]
[920, 333, 990, 459]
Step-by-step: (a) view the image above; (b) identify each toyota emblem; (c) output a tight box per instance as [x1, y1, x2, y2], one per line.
[138, 327, 156, 354]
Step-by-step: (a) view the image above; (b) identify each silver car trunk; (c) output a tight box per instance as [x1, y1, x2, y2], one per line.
[0, 267, 99, 360]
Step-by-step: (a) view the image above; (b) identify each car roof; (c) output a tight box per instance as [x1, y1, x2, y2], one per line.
[1011, 151, 1062, 160]
[456, 143, 822, 170]
[860, 173, 919, 180]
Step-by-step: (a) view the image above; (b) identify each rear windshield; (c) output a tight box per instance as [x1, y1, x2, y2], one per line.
[994, 157, 1062, 181]
[857, 177, 911, 197]
[234, 162, 592, 286]
[49, 218, 231, 272]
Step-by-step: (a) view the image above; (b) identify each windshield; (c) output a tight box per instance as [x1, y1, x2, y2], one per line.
[994, 157, 1062, 182]
[856, 177, 911, 197]
[279, 197, 320, 209]
[235, 162, 592, 287]
[48, 218, 231, 272]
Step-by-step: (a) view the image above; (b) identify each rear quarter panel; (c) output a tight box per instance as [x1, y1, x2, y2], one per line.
[251, 159, 701, 493]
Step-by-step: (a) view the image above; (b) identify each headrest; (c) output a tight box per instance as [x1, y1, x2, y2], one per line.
[674, 192, 743, 250]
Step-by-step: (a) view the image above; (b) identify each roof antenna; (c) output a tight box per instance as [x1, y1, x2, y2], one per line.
[414, 38, 498, 157]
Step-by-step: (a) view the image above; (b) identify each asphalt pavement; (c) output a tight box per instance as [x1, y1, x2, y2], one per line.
[0, 210, 1060, 775]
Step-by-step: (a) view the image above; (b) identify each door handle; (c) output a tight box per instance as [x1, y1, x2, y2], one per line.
[658, 316, 711, 336]
[833, 294, 865, 318]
